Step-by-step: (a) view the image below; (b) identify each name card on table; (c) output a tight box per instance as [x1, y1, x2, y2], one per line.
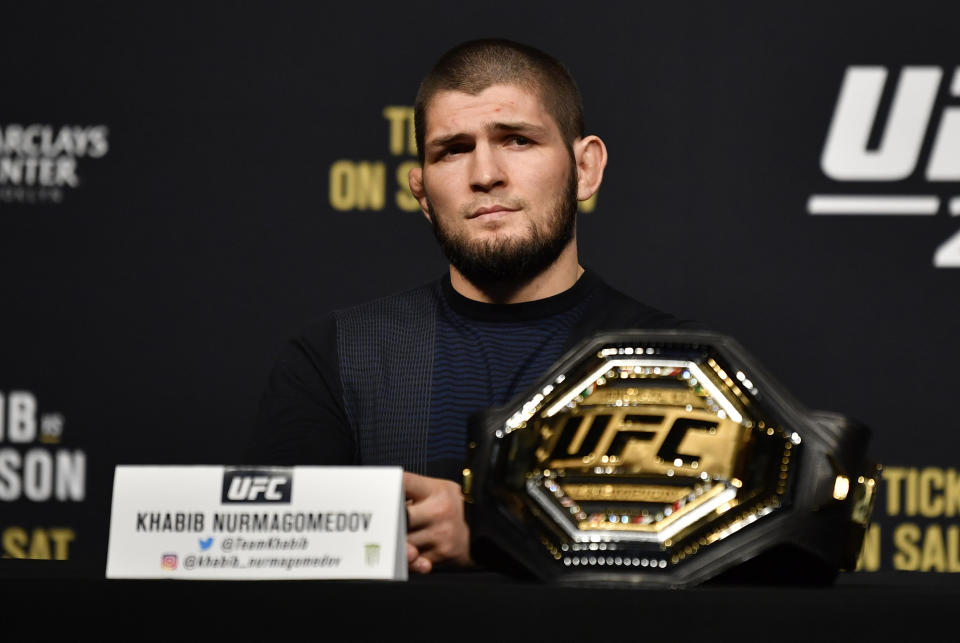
[105, 465, 407, 580]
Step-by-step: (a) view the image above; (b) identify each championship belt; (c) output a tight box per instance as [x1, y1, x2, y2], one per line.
[463, 330, 881, 587]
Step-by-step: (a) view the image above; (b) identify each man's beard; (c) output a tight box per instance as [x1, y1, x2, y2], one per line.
[427, 164, 579, 289]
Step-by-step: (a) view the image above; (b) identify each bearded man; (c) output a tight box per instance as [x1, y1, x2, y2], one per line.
[249, 38, 696, 575]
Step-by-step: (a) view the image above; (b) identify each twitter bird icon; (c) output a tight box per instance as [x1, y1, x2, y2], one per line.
[199, 537, 214, 551]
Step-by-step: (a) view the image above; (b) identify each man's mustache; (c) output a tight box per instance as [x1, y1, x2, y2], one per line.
[459, 198, 528, 218]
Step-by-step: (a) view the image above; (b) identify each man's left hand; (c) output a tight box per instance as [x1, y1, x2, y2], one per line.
[403, 471, 473, 574]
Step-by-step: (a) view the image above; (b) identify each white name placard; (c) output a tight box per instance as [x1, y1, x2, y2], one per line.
[105, 465, 407, 580]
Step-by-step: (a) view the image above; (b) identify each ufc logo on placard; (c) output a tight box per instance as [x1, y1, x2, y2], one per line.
[809, 66, 960, 267]
[221, 470, 292, 503]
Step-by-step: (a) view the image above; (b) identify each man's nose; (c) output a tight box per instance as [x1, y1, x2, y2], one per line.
[469, 143, 506, 192]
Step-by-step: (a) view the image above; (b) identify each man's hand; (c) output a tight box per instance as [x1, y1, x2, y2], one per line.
[403, 471, 472, 574]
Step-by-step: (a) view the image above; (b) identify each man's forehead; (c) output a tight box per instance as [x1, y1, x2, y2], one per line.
[424, 83, 556, 136]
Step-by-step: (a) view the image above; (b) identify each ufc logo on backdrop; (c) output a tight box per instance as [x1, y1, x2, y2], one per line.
[808, 66, 960, 267]
[221, 469, 292, 503]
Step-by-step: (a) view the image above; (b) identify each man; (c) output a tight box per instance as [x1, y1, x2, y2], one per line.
[249, 39, 695, 575]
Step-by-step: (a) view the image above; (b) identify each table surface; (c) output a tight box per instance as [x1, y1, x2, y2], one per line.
[2, 561, 957, 639]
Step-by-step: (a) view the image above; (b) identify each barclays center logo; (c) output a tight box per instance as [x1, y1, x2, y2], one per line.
[808, 66, 960, 267]
[0, 123, 109, 204]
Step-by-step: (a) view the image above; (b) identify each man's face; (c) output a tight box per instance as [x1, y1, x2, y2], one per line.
[414, 84, 579, 285]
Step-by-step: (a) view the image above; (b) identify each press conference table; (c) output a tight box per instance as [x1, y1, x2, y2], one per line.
[2, 562, 956, 639]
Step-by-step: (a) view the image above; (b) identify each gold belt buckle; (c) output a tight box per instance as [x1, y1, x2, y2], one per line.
[464, 330, 880, 587]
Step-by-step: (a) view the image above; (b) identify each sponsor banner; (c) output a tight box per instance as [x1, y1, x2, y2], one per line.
[0, 391, 86, 504]
[2, 4, 958, 584]
[857, 466, 960, 573]
[0, 123, 109, 204]
[0, 390, 86, 564]
[809, 65, 960, 267]
[105, 465, 406, 580]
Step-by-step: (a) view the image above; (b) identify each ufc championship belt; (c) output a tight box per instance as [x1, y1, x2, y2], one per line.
[463, 330, 880, 587]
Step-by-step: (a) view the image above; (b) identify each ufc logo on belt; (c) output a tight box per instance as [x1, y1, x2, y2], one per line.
[539, 409, 742, 479]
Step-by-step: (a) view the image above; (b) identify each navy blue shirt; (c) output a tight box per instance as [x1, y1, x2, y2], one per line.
[426, 276, 592, 479]
[250, 270, 698, 479]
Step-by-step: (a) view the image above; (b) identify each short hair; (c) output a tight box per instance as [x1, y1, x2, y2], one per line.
[414, 39, 585, 165]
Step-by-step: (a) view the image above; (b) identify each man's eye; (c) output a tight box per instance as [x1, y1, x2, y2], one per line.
[509, 135, 531, 146]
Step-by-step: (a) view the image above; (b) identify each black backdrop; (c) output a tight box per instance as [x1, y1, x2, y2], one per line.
[2, 1, 959, 579]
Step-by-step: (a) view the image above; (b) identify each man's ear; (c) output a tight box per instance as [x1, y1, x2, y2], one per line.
[408, 165, 432, 223]
[572, 135, 608, 201]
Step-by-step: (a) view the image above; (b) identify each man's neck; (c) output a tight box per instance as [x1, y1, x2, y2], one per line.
[449, 243, 583, 304]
